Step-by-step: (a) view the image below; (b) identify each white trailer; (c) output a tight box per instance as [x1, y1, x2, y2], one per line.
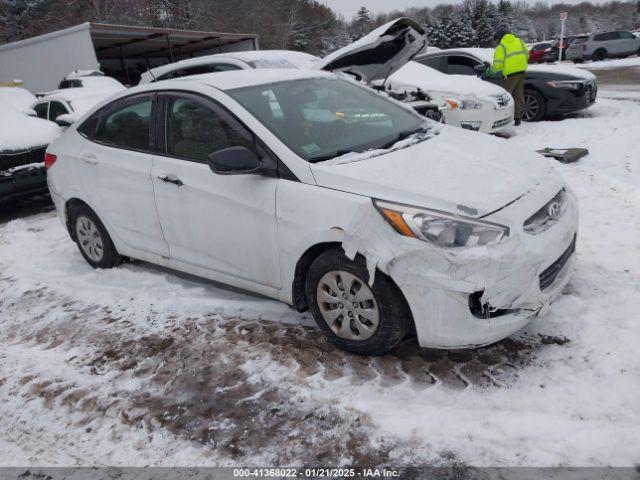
[0, 23, 258, 92]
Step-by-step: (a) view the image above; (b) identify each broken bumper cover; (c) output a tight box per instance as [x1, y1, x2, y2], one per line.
[0, 163, 49, 204]
[342, 182, 578, 349]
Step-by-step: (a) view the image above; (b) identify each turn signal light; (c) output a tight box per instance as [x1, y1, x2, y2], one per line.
[44, 153, 57, 170]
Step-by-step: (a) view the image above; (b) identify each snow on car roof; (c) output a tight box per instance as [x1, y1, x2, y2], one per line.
[0, 87, 37, 112]
[223, 50, 320, 68]
[0, 103, 60, 151]
[143, 50, 320, 81]
[168, 68, 334, 91]
[386, 61, 508, 99]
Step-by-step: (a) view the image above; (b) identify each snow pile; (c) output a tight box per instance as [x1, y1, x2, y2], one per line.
[573, 56, 640, 70]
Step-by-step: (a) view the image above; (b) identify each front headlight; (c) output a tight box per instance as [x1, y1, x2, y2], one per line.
[444, 97, 483, 110]
[546, 80, 584, 89]
[374, 200, 509, 248]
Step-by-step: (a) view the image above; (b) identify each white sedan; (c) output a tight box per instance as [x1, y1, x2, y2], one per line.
[382, 61, 514, 133]
[45, 69, 578, 355]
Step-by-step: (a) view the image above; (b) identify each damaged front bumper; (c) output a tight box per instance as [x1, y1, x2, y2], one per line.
[342, 178, 579, 349]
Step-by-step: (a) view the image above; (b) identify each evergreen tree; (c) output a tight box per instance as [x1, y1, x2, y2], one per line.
[350, 6, 374, 40]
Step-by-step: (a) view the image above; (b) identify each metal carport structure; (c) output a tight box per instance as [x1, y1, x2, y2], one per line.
[0, 22, 258, 92]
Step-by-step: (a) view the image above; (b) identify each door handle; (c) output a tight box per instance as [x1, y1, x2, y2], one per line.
[81, 154, 98, 165]
[158, 174, 183, 186]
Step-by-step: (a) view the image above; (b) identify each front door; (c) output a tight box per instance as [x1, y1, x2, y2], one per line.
[77, 93, 169, 257]
[151, 93, 281, 288]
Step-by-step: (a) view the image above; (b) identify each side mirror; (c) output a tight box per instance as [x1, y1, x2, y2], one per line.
[55, 114, 75, 127]
[207, 146, 261, 175]
[473, 64, 486, 76]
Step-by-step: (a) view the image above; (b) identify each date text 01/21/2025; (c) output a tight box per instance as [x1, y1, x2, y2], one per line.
[232, 468, 401, 478]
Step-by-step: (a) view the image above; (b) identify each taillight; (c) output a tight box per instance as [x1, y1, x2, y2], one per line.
[44, 153, 57, 170]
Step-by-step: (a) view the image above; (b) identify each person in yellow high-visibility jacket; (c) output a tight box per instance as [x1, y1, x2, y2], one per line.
[488, 27, 529, 125]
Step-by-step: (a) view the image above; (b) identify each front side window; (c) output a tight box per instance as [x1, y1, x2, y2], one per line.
[447, 56, 478, 75]
[618, 31, 635, 39]
[48, 101, 68, 121]
[165, 97, 254, 163]
[229, 77, 424, 163]
[33, 102, 48, 120]
[92, 98, 153, 151]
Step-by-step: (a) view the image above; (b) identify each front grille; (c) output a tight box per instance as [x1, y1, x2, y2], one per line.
[492, 117, 512, 129]
[524, 189, 566, 235]
[539, 236, 576, 290]
[0, 146, 47, 171]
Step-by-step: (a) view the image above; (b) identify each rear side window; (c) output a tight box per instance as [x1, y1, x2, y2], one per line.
[48, 101, 68, 121]
[164, 97, 254, 163]
[594, 32, 617, 41]
[33, 102, 48, 119]
[446, 55, 478, 75]
[84, 97, 154, 151]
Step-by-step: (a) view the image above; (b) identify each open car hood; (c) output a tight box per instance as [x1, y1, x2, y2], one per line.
[315, 18, 426, 83]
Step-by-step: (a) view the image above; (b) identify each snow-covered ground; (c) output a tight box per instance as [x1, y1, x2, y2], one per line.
[1, 90, 639, 467]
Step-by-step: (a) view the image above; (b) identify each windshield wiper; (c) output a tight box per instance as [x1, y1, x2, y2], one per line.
[379, 126, 429, 150]
[308, 149, 356, 163]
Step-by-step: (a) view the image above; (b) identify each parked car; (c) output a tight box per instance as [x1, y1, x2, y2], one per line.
[381, 61, 514, 133]
[0, 85, 38, 113]
[46, 68, 578, 355]
[31, 88, 119, 124]
[416, 48, 598, 122]
[1, 91, 60, 203]
[529, 41, 554, 64]
[139, 50, 320, 84]
[566, 30, 640, 62]
[57, 70, 126, 92]
[542, 36, 583, 62]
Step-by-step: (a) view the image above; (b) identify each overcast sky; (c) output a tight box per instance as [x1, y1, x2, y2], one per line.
[319, 0, 606, 18]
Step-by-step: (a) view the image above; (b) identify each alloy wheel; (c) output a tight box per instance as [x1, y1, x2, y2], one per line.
[76, 215, 104, 262]
[316, 270, 380, 341]
[522, 93, 539, 121]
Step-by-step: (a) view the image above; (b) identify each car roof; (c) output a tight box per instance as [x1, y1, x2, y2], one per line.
[143, 50, 320, 81]
[151, 68, 334, 92]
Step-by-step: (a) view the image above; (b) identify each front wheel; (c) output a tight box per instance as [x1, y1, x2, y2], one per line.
[70, 204, 121, 269]
[523, 89, 546, 122]
[305, 249, 410, 355]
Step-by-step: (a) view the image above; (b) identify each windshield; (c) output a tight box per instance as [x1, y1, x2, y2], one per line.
[228, 77, 424, 162]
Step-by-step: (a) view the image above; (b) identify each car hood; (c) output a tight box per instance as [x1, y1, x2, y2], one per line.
[310, 125, 555, 217]
[315, 18, 426, 83]
[384, 61, 509, 102]
[527, 65, 597, 81]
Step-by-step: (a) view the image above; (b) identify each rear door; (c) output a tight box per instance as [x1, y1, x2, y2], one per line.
[150, 92, 281, 288]
[77, 93, 169, 257]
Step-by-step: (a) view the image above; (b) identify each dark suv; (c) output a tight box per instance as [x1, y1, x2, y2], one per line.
[416, 48, 598, 122]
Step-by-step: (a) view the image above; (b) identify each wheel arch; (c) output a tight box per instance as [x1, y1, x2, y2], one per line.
[291, 243, 415, 335]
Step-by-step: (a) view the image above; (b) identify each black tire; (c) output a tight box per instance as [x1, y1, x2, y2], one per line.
[523, 89, 546, 122]
[305, 248, 410, 355]
[69, 203, 121, 269]
[593, 49, 607, 61]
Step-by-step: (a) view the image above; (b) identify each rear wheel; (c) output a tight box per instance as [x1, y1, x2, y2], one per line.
[305, 249, 410, 355]
[523, 89, 546, 122]
[70, 204, 121, 269]
[593, 49, 607, 61]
